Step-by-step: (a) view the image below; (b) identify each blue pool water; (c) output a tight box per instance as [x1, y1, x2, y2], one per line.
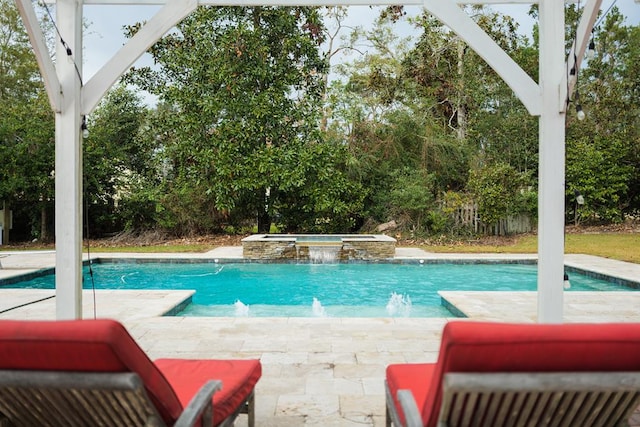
[4, 262, 633, 317]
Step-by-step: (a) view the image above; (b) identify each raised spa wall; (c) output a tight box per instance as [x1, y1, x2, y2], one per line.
[241, 234, 397, 261]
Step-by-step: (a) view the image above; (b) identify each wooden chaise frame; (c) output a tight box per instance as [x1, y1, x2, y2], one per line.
[387, 371, 640, 427]
[0, 370, 255, 427]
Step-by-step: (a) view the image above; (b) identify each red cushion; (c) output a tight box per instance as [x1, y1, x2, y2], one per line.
[0, 319, 182, 425]
[385, 321, 640, 427]
[386, 363, 435, 427]
[155, 358, 262, 426]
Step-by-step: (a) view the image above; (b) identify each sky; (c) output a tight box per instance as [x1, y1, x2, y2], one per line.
[78, 1, 640, 103]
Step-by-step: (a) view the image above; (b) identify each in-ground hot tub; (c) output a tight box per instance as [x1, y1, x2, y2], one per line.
[241, 234, 397, 261]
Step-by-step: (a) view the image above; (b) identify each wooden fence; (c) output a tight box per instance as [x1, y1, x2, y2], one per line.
[451, 203, 532, 236]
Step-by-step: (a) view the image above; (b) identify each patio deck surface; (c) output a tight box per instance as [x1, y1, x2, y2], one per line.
[1, 247, 639, 426]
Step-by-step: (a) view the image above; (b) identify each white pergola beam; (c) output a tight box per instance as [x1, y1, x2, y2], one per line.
[565, 0, 602, 108]
[15, 0, 62, 112]
[537, 0, 566, 323]
[423, 0, 542, 115]
[82, 0, 198, 114]
[60, 0, 544, 5]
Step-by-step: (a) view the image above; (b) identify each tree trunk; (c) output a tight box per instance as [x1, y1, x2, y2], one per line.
[2, 201, 9, 245]
[257, 188, 271, 234]
[320, 71, 329, 132]
[257, 208, 271, 234]
[40, 205, 48, 242]
[456, 38, 467, 141]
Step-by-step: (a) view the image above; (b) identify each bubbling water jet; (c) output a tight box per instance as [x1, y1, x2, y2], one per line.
[234, 300, 250, 316]
[386, 292, 412, 317]
[312, 297, 327, 317]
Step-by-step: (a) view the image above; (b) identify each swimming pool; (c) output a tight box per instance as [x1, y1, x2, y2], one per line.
[4, 261, 635, 317]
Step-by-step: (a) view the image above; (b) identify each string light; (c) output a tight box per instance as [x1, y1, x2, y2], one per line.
[567, 0, 589, 121]
[574, 70, 586, 121]
[586, 36, 596, 59]
[81, 116, 89, 138]
[41, 0, 85, 138]
[40, 1, 83, 83]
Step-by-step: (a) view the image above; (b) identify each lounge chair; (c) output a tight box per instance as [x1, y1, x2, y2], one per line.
[0, 319, 262, 427]
[385, 321, 640, 427]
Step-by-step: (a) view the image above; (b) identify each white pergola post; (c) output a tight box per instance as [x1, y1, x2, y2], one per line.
[54, 0, 84, 319]
[537, 0, 566, 323]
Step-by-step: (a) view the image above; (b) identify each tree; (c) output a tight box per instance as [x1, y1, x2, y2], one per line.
[126, 6, 362, 234]
[405, 7, 538, 163]
[0, 0, 54, 242]
[83, 84, 149, 235]
[565, 7, 639, 222]
[319, 6, 364, 131]
[467, 161, 534, 231]
[324, 11, 477, 231]
[387, 167, 436, 233]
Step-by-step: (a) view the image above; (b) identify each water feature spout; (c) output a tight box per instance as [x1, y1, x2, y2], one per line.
[307, 245, 341, 263]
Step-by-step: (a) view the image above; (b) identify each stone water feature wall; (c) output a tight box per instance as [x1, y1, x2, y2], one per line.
[241, 234, 396, 261]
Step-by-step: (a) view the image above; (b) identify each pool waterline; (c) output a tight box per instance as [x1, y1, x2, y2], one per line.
[3, 259, 637, 318]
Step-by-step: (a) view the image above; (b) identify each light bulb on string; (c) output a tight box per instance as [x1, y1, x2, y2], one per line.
[576, 104, 586, 121]
[64, 43, 74, 64]
[81, 116, 89, 139]
[586, 39, 596, 59]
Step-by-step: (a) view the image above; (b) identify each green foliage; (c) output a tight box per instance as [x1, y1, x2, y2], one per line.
[386, 168, 435, 231]
[84, 85, 150, 234]
[565, 9, 640, 221]
[0, 0, 54, 240]
[272, 140, 365, 233]
[123, 6, 361, 234]
[566, 136, 632, 223]
[468, 161, 532, 226]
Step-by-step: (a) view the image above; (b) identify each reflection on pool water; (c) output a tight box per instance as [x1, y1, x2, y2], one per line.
[5, 262, 634, 318]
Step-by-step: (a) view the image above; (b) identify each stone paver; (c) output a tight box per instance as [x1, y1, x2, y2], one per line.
[0, 248, 639, 425]
[440, 290, 640, 323]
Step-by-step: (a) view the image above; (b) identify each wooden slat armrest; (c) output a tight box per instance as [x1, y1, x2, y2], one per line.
[443, 371, 640, 392]
[0, 370, 143, 389]
[397, 389, 423, 427]
[175, 380, 223, 427]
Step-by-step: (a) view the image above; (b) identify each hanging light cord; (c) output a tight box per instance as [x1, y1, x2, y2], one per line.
[40, 1, 83, 85]
[566, 0, 582, 109]
[83, 178, 97, 319]
[594, 0, 618, 28]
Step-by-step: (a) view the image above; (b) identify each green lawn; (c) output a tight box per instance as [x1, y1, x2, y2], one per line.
[15, 232, 640, 264]
[422, 233, 640, 264]
[85, 243, 213, 253]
